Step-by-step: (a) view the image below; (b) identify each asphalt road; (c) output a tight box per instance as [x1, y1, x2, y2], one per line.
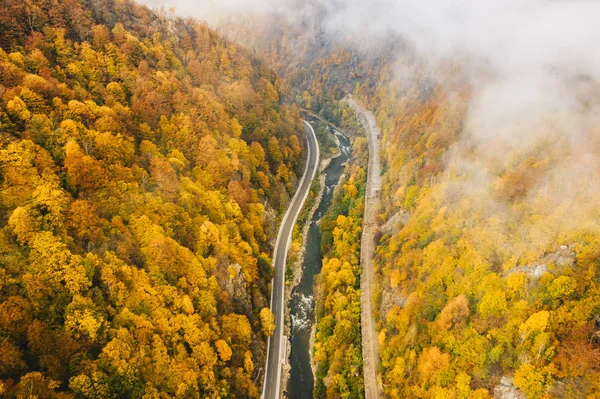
[262, 120, 319, 399]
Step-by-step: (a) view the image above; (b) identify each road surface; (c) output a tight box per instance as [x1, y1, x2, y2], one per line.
[342, 95, 383, 399]
[262, 120, 319, 399]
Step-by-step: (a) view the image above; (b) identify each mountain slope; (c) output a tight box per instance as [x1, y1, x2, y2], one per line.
[218, 7, 600, 398]
[0, 1, 304, 397]
[363, 64, 600, 399]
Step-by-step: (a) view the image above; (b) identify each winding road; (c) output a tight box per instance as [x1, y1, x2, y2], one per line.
[262, 120, 319, 399]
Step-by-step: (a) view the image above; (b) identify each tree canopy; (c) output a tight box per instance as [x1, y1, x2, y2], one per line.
[0, 0, 305, 397]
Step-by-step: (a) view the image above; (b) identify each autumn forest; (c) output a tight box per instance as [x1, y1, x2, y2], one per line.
[1, 0, 600, 398]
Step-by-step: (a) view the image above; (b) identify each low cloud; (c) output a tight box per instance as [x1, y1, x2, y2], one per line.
[139, 0, 600, 215]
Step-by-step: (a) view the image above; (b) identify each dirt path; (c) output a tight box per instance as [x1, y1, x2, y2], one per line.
[341, 95, 383, 399]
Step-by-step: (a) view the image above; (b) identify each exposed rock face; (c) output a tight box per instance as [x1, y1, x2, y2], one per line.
[263, 203, 278, 248]
[494, 376, 526, 399]
[380, 288, 407, 317]
[592, 314, 600, 344]
[508, 263, 549, 279]
[220, 263, 251, 311]
[380, 210, 410, 236]
[503, 244, 576, 279]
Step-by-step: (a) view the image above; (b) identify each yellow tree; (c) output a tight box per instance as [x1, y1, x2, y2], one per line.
[259, 308, 275, 337]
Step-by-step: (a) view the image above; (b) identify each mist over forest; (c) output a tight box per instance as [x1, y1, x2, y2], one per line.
[0, 0, 599, 398]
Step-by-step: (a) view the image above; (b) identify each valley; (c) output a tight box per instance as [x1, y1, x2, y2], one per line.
[263, 121, 319, 399]
[1, 0, 600, 398]
[287, 120, 350, 399]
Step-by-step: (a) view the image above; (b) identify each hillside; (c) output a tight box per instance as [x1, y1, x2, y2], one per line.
[363, 62, 600, 399]
[2, 0, 600, 398]
[0, 0, 304, 397]
[217, 8, 395, 125]
[219, 7, 600, 398]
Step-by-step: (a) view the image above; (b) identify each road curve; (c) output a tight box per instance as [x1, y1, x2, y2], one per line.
[262, 120, 319, 399]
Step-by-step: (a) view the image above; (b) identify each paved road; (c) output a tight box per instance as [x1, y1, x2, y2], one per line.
[342, 95, 383, 399]
[262, 120, 319, 399]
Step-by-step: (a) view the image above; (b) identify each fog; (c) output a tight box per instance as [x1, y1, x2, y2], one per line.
[141, 0, 600, 201]
[138, 0, 287, 20]
[326, 0, 600, 157]
[135, 0, 600, 279]
[139, 0, 600, 150]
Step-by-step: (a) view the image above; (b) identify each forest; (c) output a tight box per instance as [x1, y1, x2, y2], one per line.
[362, 65, 600, 398]
[221, 6, 600, 398]
[314, 130, 368, 398]
[0, 0, 305, 397]
[2, 0, 600, 398]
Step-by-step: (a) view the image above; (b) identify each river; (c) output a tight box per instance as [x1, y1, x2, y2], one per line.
[287, 121, 352, 398]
